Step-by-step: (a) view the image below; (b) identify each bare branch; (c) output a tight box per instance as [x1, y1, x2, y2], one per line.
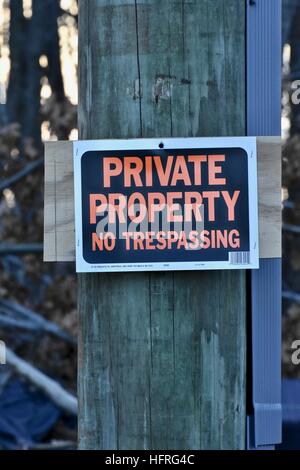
[5, 348, 78, 416]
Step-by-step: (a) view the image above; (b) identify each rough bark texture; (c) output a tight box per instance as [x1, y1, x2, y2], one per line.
[78, 0, 246, 450]
[7, 0, 64, 144]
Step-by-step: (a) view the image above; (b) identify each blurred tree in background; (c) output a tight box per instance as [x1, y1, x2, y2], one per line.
[0, 0, 78, 447]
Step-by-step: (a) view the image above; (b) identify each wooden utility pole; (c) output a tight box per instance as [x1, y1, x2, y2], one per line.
[78, 0, 246, 449]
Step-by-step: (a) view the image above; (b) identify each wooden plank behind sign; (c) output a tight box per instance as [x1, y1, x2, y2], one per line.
[43, 137, 281, 262]
[257, 137, 282, 259]
[44, 141, 74, 262]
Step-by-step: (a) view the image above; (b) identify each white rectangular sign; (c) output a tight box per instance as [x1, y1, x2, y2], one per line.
[73, 137, 259, 272]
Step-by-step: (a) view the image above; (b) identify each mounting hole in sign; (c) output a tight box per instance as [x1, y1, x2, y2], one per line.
[159, 142, 164, 149]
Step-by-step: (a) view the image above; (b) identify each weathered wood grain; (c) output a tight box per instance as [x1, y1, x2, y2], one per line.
[44, 142, 57, 262]
[257, 137, 282, 259]
[76, 0, 247, 450]
[44, 137, 282, 262]
[44, 141, 74, 261]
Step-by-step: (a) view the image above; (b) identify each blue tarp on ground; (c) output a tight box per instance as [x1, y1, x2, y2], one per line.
[0, 379, 61, 449]
[276, 379, 300, 450]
